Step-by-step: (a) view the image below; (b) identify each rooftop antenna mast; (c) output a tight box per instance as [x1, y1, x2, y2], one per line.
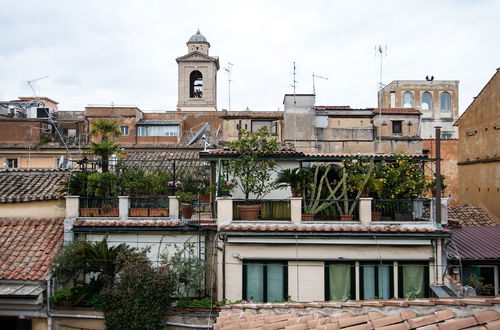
[292, 62, 298, 105]
[224, 62, 233, 110]
[27, 76, 72, 164]
[375, 44, 387, 90]
[312, 72, 328, 95]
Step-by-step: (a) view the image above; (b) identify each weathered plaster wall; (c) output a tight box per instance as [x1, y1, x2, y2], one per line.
[0, 200, 64, 218]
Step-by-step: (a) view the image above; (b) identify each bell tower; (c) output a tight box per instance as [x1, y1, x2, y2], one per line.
[176, 30, 219, 111]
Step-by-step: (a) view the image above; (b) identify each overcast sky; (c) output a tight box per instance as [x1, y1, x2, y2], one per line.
[1, 0, 499, 113]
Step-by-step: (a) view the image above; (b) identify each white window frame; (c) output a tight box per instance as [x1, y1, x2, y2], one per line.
[120, 126, 129, 136]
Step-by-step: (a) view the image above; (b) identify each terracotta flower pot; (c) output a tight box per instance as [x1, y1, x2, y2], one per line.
[149, 208, 169, 217]
[301, 214, 314, 221]
[371, 211, 382, 221]
[100, 208, 119, 217]
[182, 204, 193, 220]
[80, 208, 100, 217]
[340, 214, 354, 221]
[237, 204, 261, 220]
[129, 208, 149, 217]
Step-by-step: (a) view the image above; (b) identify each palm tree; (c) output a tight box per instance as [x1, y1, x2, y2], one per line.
[89, 119, 122, 172]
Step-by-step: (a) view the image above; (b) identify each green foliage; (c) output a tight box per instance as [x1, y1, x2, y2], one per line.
[96, 249, 174, 330]
[51, 237, 133, 290]
[61, 171, 91, 196]
[87, 172, 120, 198]
[89, 119, 122, 172]
[375, 154, 429, 199]
[50, 279, 104, 307]
[274, 168, 309, 196]
[162, 243, 206, 297]
[227, 127, 279, 200]
[176, 191, 193, 204]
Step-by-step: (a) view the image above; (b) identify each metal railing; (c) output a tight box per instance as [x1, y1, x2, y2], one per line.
[129, 196, 170, 217]
[79, 197, 119, 217]
[303, 198, 360, 221]
[233, 199, 291, 220]
[373, 199, 431, 221]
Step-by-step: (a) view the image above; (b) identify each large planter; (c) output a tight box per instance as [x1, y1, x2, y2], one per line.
[181, 204, 193, 220]
[100, 208, 119, 217]
[371, 211, 382, 221]
[80, 208, 100, 217]
[150, 208, 169, 217]
[237, 204, 261, 220]
[301, 214, 314, 221]
[340, 214, 354, 221]
[291, 188, 301, 197]
[129, 208, 149, 217]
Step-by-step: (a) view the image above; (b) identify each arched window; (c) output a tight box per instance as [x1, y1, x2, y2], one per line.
[421, 92, 432, 110]
[440, 92, 451, 110]
[190, 71, 203, 98]
[403, 92, 414, 108]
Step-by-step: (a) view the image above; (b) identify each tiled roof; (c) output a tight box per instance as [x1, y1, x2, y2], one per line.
[448, 204, 497, 227]
[215, 299, 500, 330]
[0, 169, 69, 203]
[315, 106, 351, 110]
[0, 219, 63, 280]
[372, 108, 422, 115]
[73, 219, 184, 227]
[219, 223, 448, 235]
[451, 226, 500, 260]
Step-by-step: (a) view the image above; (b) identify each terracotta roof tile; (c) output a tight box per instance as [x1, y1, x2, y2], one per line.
[0, 219, 63, 280]
[0, 169, 69, 203]
[448, 204, 497, 227]
[216, 300, 500, 330]
[73, 219, 184, 227]
[219, 223, 448, 235]
[314, 106, 352, 110]
[372, 108, 422, 115]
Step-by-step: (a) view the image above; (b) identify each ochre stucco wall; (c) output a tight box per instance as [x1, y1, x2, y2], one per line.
[457, 70, 500, 222]
[0, 200, 65, 218]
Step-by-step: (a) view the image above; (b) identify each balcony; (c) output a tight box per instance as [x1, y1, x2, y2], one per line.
[216, 197, 447, 227]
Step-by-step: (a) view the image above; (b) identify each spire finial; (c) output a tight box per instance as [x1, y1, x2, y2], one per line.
[196, 29, 200, 34]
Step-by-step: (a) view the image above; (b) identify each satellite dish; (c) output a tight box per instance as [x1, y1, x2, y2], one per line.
[58, 156, 65, 169]
[187, 123, 210, 146]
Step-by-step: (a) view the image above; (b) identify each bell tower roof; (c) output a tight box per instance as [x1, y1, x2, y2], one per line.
[187, 29, 208, 44]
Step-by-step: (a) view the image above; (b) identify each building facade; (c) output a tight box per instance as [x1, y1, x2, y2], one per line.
[456, 68, 500, 223]
[378, 80, 459, 139]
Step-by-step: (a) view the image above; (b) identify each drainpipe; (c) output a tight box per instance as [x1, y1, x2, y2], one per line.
[435, 127, 441, 226]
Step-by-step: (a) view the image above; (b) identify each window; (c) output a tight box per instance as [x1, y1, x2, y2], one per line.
[440, 92, 451, 110]
[6, 158, 18, 168]
[243, 261, 287, 302]
[398, 263, 429, 298]
[421, 92, 432, 110]
[403, 92, 414, 108]
[137, 125, 179, 137]
[190, 70, 203, 98]
[360, 263, 393, 299]
[251, 120, 277, 135]
[441, 132, 453, 139]
[463, 266, 498, 295]
[120, 126, 129, 136]
[389, 92, 396, 108]
[325, 263, 355, 300]
[67, 128, 76, 137]
[392, 121, 403, 134]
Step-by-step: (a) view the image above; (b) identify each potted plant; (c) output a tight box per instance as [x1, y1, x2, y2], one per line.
[219, 181, 236, 196]
[227, 127, 278, 220]
[177, 191, 194, 220]
[274, 168, 309, 197]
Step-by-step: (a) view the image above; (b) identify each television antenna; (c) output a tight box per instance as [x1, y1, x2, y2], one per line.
[26, 75, 73, 165]
[312, 72, 328, 95]
[224, 62, 233, 110]
[375, 44, 387, 89]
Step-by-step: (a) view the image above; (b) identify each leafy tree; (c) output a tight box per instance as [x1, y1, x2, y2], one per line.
[97, 249, 174, 330]
[89, 119, 122, 172]
[227, 127, 278, 201]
